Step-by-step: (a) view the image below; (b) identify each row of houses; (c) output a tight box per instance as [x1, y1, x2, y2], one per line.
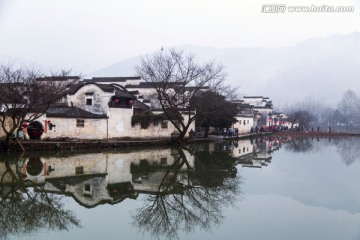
[0, 76, 293, 141]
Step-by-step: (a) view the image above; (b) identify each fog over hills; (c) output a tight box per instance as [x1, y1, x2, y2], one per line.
[88, 32, 360, 108]
[0, 32, 351, 108]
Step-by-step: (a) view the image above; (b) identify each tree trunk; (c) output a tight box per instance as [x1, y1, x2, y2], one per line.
[204, 126, 210, 138]
[3, 135, 11, 151]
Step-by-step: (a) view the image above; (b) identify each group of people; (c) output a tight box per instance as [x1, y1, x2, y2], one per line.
[223, 127, 239, 137]
[250, 125, 289, 134]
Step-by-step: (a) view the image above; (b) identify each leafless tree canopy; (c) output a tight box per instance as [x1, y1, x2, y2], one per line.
[283, 100, 316, 129]
[337, 90, 360, 126]
[0, 64, 78, 147]
[135, 48, 227, 140]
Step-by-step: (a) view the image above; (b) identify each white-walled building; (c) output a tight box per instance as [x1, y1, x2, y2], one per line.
[236, 96, 273, 128]
[16, 77, 195, 140]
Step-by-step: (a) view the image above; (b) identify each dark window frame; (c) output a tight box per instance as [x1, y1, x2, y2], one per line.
[76, 119, 85, 128]
[161, 121, 168, 129]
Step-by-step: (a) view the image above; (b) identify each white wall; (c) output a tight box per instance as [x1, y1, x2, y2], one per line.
[108, 107, 195, 139]
[68, 84, 113, 115]
[44, 117, 108, 139]
[233, 116, 254, 134]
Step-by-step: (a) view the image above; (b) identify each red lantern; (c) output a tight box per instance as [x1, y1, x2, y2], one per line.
[23, 123, 28, 128]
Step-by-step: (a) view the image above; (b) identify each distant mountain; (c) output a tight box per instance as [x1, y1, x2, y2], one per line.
[89, 32, 360, 107]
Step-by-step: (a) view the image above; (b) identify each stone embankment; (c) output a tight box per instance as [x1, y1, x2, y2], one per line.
[2, 131, 358, 152]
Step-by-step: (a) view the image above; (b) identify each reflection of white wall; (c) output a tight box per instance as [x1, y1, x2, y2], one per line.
[29, 147, 195, 206]
[230, 139, 253, 158]
[36, 148, 195, 187]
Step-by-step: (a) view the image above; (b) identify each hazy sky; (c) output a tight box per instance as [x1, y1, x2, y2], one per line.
[0, 0, 359, 73]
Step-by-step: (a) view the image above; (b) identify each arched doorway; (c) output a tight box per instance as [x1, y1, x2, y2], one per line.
[27, 121, 44, 140]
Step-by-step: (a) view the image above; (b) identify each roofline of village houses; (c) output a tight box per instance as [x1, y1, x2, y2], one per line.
[1, 75, 285, 141]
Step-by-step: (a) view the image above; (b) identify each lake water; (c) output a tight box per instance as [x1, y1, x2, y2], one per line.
[1, 136, 360, 240]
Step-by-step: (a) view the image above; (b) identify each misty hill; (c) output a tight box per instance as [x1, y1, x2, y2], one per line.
[89, 32, 360, 107]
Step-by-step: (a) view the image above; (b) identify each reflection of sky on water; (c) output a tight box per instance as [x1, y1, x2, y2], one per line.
[240, 140, 360, 214]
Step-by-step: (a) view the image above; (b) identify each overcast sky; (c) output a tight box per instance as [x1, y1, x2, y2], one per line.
[0, 0, 359, 73]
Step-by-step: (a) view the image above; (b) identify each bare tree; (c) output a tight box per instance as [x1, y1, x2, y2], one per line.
[135, 48, 226, 141]
[337, 90, 360, 126]
[283, 100, 315, 130]
[0, 64, 78, 149]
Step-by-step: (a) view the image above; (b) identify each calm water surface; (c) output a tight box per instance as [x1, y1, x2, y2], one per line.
[1, 137, 360, 240]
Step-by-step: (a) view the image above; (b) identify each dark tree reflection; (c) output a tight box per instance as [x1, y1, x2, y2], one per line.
[334, 137, 360, 166]
[132, 148, 242, 240]
[284, 137, 314, 153]
[0, 155, 80, 239]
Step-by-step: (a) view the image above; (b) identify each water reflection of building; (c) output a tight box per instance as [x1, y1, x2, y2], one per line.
[3, 148, 195, 208]
[227, 137, 281, 169]
[1, 137, 282, 208]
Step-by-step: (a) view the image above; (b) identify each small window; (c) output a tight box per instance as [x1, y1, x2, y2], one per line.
[76, 166, 84, 174]
[85, 93, 93, 106]
[161, 121, 168, 129]
[83, 184, 92, 196]
[76, 119, 85, 127]
[247, 120, 249, 124]
[239, 120, 242, 124]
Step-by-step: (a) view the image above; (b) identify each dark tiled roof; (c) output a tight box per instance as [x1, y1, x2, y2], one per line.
[243, 96, 268, 99]
[84, 77, 141, 82]
[46, 106, 107, 119]
[133, 100, 150, 110]
[128, 90, 140, 95]
[67, 82, 127, 94]
[96, 84, 117, 93]
[36, 76, 80, 81]
[115, 89, 136, 99]
[125, 81, 186, 88]
[184, 86, 209, 91]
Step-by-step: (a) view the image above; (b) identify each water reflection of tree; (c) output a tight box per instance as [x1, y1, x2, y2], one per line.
[0, 155, 80, 239]
[284, 137, 314, 153]
[132, 148, 241, 240]
[334, 138, 360, 166]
